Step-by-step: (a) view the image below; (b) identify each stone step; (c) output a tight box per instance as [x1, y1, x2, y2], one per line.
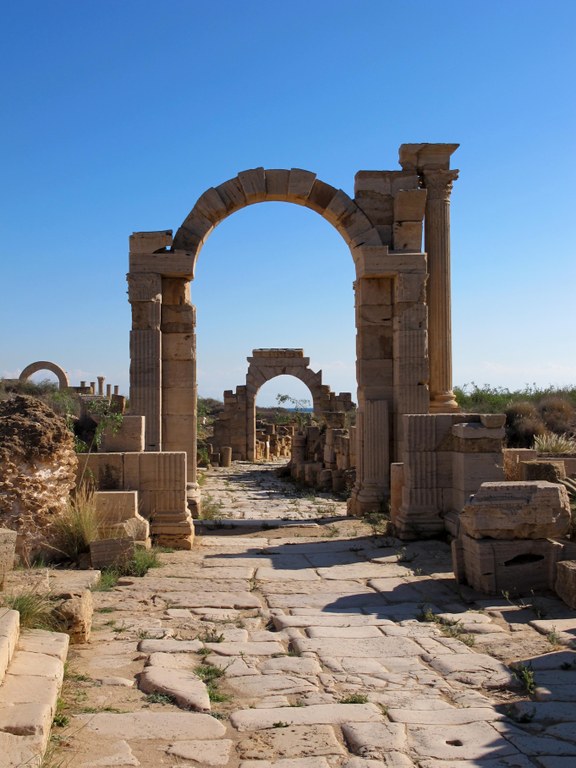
[0, 609, 20, 684]
[0, 620, 69, 768]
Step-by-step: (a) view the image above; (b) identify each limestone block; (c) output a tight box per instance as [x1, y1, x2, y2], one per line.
[162, 415, 196, 444]
[129, 252, 194, 279]
[220, 447, 232, 468]
[521, 460, 566, 483]
[178, 210, 212, 244]
[288, 168, 317, 200]
[131, 301, 162, 330]
[394, 385, 429, 415]
[161, 304, 195, 334]
[357, 326, 392, 359]
[90, 539, 135, 570]
[555, 561, 576, 609]
[194, 187, 229, 223]
[162, 362, 196, 391]
[54, 590, 93, 644]
[130, 231, 172, 253]
[0, 528, 17, 589]
[393, 221, 423, 251]
[355, 170, 397, 196]
[460, 481, 571, 540]
[142, 490, 188, 515]
[215, 177, 246, 212]
[393, 188, 427, 221]
[394, 330, 427, 361]
[76, 454, 123, 491]
[395, 360, 429, 387]
[355, 275, 393, 305]
[162, 333, 194, 361]
[394, 273, 426, 303]
[265, 169, 290, 200]
[100, 416, 145, 453]
[403, 452, 436, 490]
[457, 534, 563, 595]
[452, 453, 504, 493]
[127, 273, 162, 303]
[95, 491, 138, 522]
[503, 448, 539, 480]
[306, 179, 338, 214]
[139, 452, 186, 491]
[452, 422, 506, 442]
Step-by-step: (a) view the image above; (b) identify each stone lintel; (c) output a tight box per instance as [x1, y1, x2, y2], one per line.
[130, 251, 194, 279]
[130, 231, 173, 253]
[398, 143, 459, 172]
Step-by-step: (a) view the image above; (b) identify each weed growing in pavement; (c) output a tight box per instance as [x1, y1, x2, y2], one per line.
[146, 692, 177, 705]
[339, 693, 369, 704]
[512, 664, 536, 695]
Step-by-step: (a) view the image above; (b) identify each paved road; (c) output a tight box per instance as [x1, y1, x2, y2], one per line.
[53, 462, 576, 767]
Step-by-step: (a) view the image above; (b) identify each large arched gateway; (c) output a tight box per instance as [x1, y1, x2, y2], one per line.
[127, 144, 460, 515]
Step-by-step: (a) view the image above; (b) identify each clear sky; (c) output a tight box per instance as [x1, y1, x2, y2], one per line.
[1, 1, 574, 406]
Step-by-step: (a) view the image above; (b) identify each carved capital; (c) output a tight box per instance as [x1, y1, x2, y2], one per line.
[422, 169, 459, 202]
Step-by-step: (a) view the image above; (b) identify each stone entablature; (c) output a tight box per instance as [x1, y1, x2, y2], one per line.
[128, 145, 460, 515]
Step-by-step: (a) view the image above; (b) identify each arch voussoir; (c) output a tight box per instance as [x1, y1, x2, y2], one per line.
[287, 168, 317, 200]
[215, 177, 247, 213]
[238, 168, 267, 203]
[265, 169, 290, 200]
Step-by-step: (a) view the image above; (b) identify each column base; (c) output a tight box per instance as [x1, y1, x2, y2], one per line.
[348, 485, 390, 517]
[429, 390, 460, 413]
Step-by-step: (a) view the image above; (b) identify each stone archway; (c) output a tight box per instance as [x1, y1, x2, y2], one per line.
[212, 348, 354, 461]
[127, 145, 460, 515]
[19, 361, 69, 389]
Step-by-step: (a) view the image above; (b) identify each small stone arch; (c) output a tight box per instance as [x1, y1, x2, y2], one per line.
[19, 361, 69, 389]
[212, 349, 354, 461]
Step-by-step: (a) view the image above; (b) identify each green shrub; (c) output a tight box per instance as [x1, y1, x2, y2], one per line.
[2, 590, 61, 630]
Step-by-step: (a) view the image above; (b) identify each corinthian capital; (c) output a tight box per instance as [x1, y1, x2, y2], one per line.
[422, 169, 459, 201]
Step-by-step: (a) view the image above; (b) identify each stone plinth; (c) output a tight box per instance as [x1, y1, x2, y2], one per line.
[77, 453, 194, 549]
[453, 535, 565, 595]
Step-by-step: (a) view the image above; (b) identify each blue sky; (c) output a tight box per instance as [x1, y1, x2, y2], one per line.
[1, 1, 574, 405]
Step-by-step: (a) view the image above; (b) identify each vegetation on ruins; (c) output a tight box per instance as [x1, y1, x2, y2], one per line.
[454, 383, 576, 448]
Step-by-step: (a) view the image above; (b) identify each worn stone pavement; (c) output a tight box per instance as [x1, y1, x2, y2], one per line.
[51, 463, 576, 768]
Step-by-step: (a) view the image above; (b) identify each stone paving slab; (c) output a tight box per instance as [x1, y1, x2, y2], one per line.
[231, 703, 383, 731]
[406, 721, 520, 760]
[237, 724, 345, 759]
[77, 711, 226, 739]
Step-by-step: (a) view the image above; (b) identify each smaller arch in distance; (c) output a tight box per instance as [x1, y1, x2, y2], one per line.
[19, 361, 70, 389]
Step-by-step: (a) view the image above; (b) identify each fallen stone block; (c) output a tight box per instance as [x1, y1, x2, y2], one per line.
[460, 481, 571, 540]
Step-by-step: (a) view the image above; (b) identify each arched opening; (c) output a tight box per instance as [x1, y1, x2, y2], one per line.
[19, 360, 69, 389]
[193, 203, 356, 403]
[128, 154, 439, 518]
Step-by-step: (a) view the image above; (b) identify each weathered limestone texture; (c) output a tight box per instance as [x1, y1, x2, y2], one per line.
[77, 452, 193, 549]
[100, 416, 145, 452]
[392, 413, 505, 539]
[453, 481, 573, 595]
[0, 396, 78, 562]
[128, 146, 460, 516]
[94, 491, 150, 546]
[459, 482, 571, 540]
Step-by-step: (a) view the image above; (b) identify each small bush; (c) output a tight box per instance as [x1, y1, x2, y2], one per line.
[533, 432, 576, 455]
[2, 590, 61, 630]
[53, 482, 101, 561]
